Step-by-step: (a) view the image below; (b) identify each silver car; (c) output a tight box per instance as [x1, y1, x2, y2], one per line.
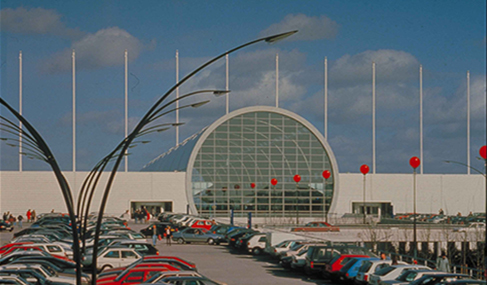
[171, 228, 224, 245]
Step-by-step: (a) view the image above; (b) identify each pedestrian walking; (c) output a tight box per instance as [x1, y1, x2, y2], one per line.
[436, 252, 451, 272]
[165, 226, 172, 246]
[26, 209, 31, 222]
[31, 209, 36, 222]
[152, 225, 158, 246]
[17, 215, 23, 228]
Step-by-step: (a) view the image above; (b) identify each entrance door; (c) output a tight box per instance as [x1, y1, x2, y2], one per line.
[130, 201, 173, 217]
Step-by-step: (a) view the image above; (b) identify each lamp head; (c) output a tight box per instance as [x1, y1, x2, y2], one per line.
[265, 30, 298, 43]
[213, 90, 230, 97]
[191, 100, 210, 108]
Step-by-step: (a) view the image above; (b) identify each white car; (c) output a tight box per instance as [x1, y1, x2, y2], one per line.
[267, 239, 307, 258]
[29, 243, 73, 259]
[95, 248, 142, 271]
[369, 265, 431, 285]
[290, 247, 310, 270]
[356, 259, 408, 284]
[454, 222, 485, 233]
[247, 234, 267, 255]
[380, 269, 442, 285]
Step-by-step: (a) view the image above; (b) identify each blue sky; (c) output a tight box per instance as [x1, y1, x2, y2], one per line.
[1, 0, 485, 174]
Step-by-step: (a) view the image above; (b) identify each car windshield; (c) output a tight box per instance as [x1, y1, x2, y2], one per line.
[131, 234, 145, 239]
[341, 259, 359, 272]
[290, 243, 304, 251]
[397, 271, 418, 282]
[376, 266, 396, 276]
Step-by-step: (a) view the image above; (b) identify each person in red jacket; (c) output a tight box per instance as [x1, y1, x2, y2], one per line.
[26, 209, 31, 222]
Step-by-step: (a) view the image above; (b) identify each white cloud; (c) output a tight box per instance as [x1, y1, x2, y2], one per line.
[43, 27, 146, 73]
[331, 50, 420, 84]
[0, 7, 85, 39]
[259, 14, 339, 41]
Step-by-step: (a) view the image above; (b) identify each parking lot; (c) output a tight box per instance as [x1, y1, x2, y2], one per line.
[0, 221, 333, 285]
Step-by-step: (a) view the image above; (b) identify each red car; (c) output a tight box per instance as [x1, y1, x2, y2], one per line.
[143, 255, 196, 269]
[0, 245, 44, 256]
[190, 220, 214, 230]
[0, 242, 33, 255]
[324, 254, 370, 279]
[97, 264, 179, 285]
[291, 222, 340, 232]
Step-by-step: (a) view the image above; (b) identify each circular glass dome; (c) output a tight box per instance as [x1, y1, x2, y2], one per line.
[186, 106, 339, 218]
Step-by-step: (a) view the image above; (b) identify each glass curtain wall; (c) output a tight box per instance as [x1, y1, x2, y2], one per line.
[191, 111, 334, 217]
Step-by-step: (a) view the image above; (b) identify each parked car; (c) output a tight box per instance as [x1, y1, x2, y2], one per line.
[189, 219, 215, 230]
[103, 240, 159, 256]
[381, 269, 442, 285]
[304, 245, 376, 276]
[454, 222, 486, 233]
[87, 248, 142, 272]
[142, 270, 203, 284]
[408, 273, 473, 285]
[326, 254, 373, 281]
[0, 221, 14, 232]
[171, 228, 224, 245]
[369, 265, 431, 285]
[356, 259, 409, 284]
[246, 234, 267, 255]
[334, 257, 377, 284]
[96, 265, 180, 285]
[154, 275, 226, 285]
[291, 221, 340, 232]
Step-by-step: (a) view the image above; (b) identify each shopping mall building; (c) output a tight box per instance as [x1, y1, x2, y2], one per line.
[0, 106, 484, 219]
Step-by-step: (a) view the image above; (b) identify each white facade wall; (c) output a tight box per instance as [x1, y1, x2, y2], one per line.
[0, 171, 187, 216]
[0, 171, 484, 217]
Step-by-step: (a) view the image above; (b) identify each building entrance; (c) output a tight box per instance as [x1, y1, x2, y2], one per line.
[352, 202, 393, 218]
[130, 201, 173, 218]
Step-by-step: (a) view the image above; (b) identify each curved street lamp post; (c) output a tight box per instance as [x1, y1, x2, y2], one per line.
[89, 30, 297, 284]
[0, 98, 83, 285]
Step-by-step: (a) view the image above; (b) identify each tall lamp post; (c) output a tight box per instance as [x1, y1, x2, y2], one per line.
[481, 145, 487, 271]
[293, 174, 301, 224]
[322, 170, 331, 222]
[409, 156, 421, 260]
[270, 178, 277, 216]
[360, 164, 370, 224]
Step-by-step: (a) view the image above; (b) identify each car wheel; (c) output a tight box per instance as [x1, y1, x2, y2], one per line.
[177, 238, 185, 244]
[252, 247, 262, 255]
[101, 265, 112, 272]
[207, 238, 215, 245]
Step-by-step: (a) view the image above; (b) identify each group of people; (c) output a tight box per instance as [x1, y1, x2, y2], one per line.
[152, 224, 173, 247]
[133, 208, 153, 223]
[2, 210, 37, 229]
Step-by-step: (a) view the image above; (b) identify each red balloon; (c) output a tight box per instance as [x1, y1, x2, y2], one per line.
[360, 164, 369, 175]
[271, 178, 278, 186]
[409, 156, 421, 169]
[322, 170, 331, 179]
[480, 145, 487, 160]
[250, 183, 256, 189]
[293, 174, 301, 183]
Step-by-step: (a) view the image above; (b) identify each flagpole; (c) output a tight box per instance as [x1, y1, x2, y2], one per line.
[19, 50, 22, 172]
[176, 50, 179, 145]
[276, 53, 279, 108]
[324, 57, 328, 140]
[372, 61, 376, 174]
[467, 70, 470, 175]
[420, 65, 423, 174]
[72, 50, 76, 172]
[124, 49, 128, 172]
[226, 53, 229, 114]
